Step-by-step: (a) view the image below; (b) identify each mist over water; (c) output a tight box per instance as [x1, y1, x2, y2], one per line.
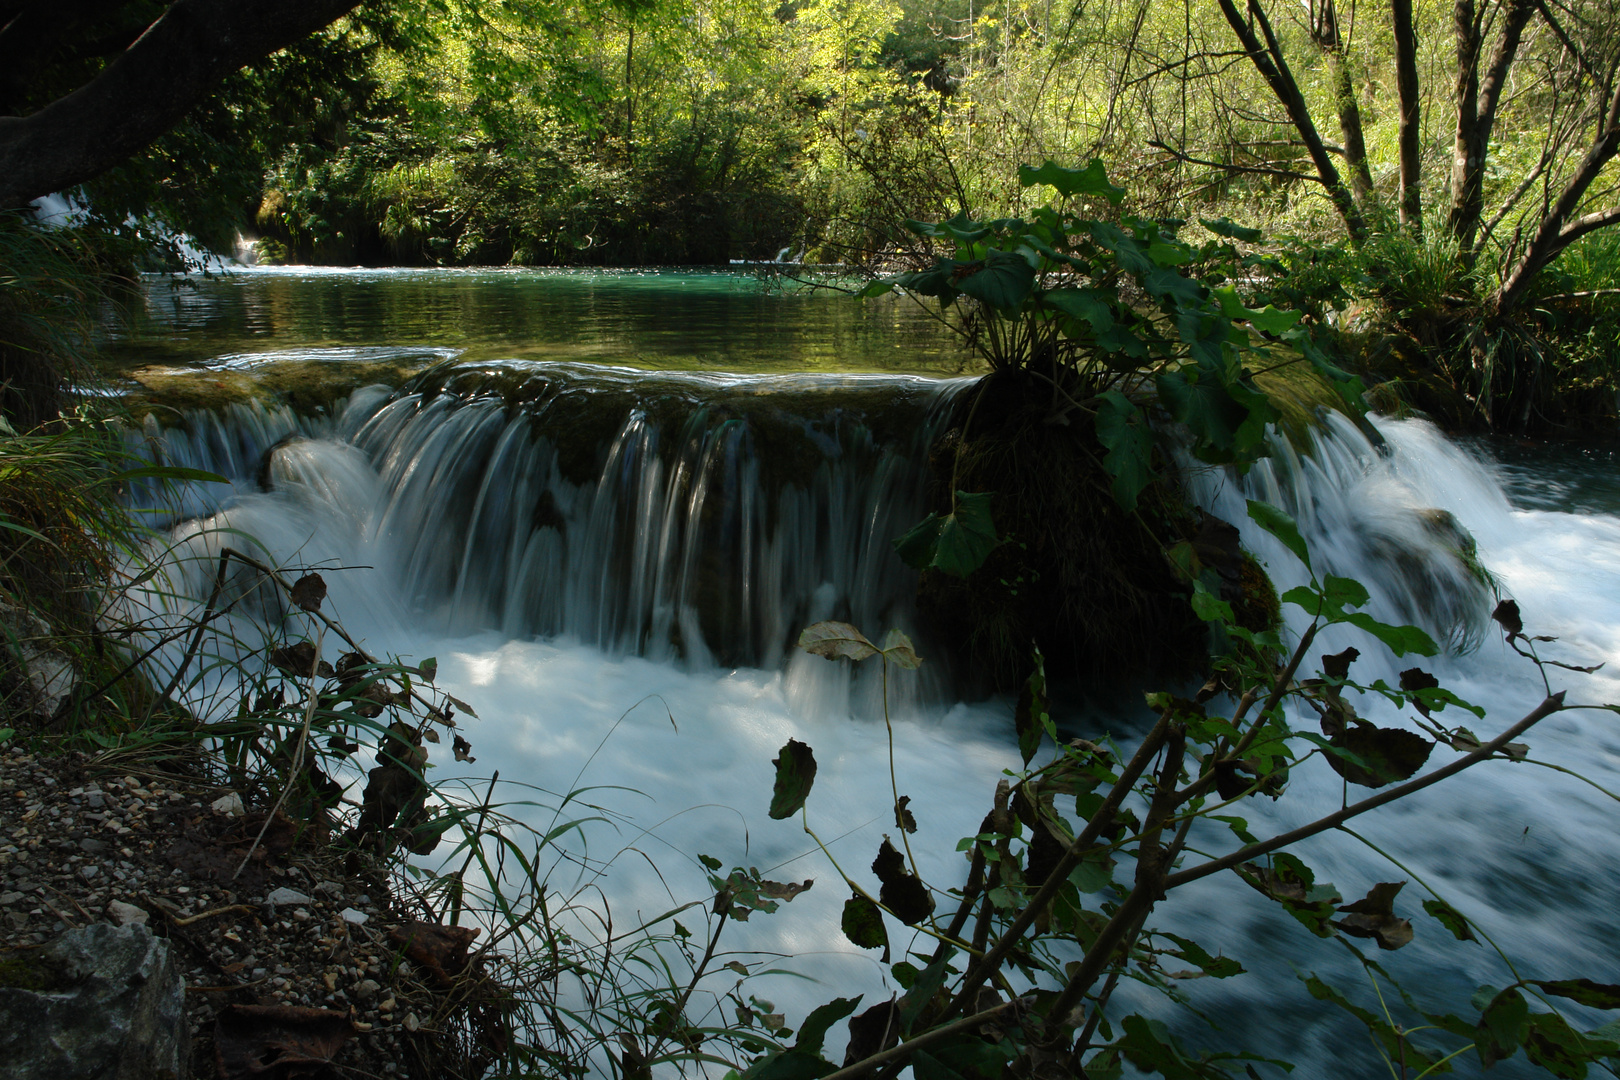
[115, 273, 1620, 1076]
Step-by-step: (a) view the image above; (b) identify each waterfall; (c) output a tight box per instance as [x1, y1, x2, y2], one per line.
[122, 368, 1620, 1077]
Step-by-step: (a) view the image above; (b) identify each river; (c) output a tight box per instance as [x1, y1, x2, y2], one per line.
[107, 267, 1620, 1078]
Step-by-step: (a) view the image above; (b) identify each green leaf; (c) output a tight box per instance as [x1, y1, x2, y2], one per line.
[111, 464, 229, 484]
[769, 739, 817, 819]
[1094, 391, 1155, 512]
[1018, 159, 1126, 204]
[797, 622, 878, 662]
[743, 1049, 837, 1080]
[1156, 366, 1253, 455]
[1044, 286, 1116, 332]
[1015, 647, 1050, 766]
[1421, 898, 1477, 942]
[1322, 575, 1371, 609]
[953, 250, 1036, 311]
[1160, 932, 1246, 979]
[1532, 980, 1620, 1010]
[1340, 613, 1439, 657]
[1525, 1011, 1593, 1078]
[913, 1051, 965, 1080]
[1479, 987, 1530, 1067]
[892, 493, 1000, 578]
[1246, 500, 1311, 571]
[840, 893, 888, 951]
[1215, 287, 1303, 334]
[796, 997, 862, 1056]
[1326, 725, 1433, 788]
[1200, 217, 1265, 243]
[857, 279, 899, 298]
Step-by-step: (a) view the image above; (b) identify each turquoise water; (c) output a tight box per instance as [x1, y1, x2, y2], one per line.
[107, 266, 974, 375]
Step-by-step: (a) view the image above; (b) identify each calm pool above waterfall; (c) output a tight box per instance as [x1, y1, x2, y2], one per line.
[110, 267, 1620, 1079]
[105, 265, 970, 374]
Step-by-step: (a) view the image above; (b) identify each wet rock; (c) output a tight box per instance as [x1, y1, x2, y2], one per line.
[0, 922, 189, 1079]
[0, 598, 79, 723]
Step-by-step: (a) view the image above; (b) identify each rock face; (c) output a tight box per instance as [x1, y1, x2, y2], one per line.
[0, 922, 190, 1079]
[0, 598, 78, 723]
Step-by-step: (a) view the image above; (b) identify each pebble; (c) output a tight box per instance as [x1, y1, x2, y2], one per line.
[353, 978, 381, 1002]
[340, 907, 368, 925]
[210, 792, 244, 817]
[266, 886, 313, 906]
[106, 899, 149, 926]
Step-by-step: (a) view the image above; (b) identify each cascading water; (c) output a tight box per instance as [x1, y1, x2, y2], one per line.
[120, 357, 1619, 1076]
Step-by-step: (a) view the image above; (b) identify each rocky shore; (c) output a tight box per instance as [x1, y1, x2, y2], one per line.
[0, 742, 498, 1078]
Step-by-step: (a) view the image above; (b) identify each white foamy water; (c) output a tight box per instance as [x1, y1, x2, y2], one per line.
[119, 378, 1620, 1076]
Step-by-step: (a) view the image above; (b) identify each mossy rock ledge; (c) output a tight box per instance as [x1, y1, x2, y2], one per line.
[916, 367, 1249, 693]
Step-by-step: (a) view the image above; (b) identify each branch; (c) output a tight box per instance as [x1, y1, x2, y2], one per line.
[1147, 140, 1317, 183]
[0, 0, 361, 205]
[819, 1001, 1020, 1080]
[1164, 693, 1566, 891]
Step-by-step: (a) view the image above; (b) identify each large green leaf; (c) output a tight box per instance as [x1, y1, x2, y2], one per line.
[1200, 217, 1264, 243]
[1018, 159, 1126, 204]
[953, 250, 1036, 311]
[1156, 366, 1253, 453]
[892, 492, 1000, 577]
[1044, 286, 1116, 332]
[795, 997, 862, 1057]
[1094, 391, 1155, 512]
[1246, 499, 1311, 570]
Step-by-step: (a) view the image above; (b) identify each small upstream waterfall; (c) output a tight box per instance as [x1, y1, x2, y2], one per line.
[130, 363, 964, 709]
[123, 372, 1619, 1077]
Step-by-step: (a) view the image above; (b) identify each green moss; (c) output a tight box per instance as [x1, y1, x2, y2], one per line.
[0, 951, 73, 992]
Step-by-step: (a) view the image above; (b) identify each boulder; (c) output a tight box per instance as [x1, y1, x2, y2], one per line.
[0, 922, 190, 1079]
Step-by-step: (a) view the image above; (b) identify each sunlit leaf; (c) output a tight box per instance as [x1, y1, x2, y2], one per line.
[1018, 159, 1126, 203]
[1246, 500, 1311, 570]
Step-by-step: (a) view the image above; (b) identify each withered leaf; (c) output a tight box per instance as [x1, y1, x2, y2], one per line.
[878, 628, 922, 670]
[798, 620, 879, 662]
[1399, 667, 1440, 718]
[757, 878, 814, 901]
[453, 734, 475, 763]
[1334, 881, 1413, 950]
[1321, 646, 1360, 680]
[1214, 759, 1257, 801]
[844, 1001, 902, 1066]
[1327, 723, 1433, 788]
[1025, 821, 1065, 887]
[270, 641, 324, 678]
[389, 921, 480, 985]
[215, 1004, 354, 1080]
[422, 728, 440, 744]
[288, 573, 327, 614]
[871, 838, 933, 925]
[1492, 599, 1523, 637]
[768, 738, 816, 819]
[894, 795, 917, 834]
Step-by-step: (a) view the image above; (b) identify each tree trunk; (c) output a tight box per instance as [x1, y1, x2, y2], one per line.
[1217, 0, 1368, 243]
[0, 0, 362, 208]
[1328, 50, 1373, 208]
[1391, 0, 1423, 235]
[1448, 0, 1536, 253]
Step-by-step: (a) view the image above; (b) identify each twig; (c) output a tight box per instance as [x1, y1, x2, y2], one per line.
[1164, 693, 1567, 890]
[170, 903, 257, 927]
[233, 620, 326, 880]
[818, 1000, 1021, 1080]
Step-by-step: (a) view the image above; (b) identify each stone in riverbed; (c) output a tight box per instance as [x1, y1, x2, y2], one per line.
[0, 922, 190, 1078]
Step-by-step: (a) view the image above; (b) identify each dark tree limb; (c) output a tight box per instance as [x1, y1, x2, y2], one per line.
[1449, 0, 1536, 252]
[1391, 0, 1424, 234]
[1216, 0, 1368, 242]
[0, 0, 362, 207]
